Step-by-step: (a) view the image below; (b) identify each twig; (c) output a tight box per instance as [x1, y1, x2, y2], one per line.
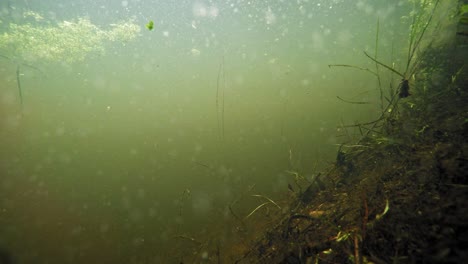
[336, 96, 370, 105]
[354, 234, 361, 264]
[362, 196, 369, 239]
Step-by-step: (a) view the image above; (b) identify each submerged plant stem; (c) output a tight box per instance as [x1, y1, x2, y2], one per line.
[251, 194, 281, 209]
[16, 65, 23, 107]
[406, 0, 440, 75]
[328, 64, 378, 77]
[374, 18, 384, 112]
[216, 57, 225, 142]
[363, 52, 405, 78]
[245, 202, 270, 219]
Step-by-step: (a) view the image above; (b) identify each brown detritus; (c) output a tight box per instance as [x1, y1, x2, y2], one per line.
[220, 35, 467, 264]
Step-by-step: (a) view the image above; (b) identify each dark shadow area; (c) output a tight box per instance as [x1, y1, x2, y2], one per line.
[0, 248, 13, 264]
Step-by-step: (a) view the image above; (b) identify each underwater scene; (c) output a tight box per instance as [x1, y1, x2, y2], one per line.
[1, 0, 467, 263]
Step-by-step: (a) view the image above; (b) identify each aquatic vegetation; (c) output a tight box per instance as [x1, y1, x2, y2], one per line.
[333, 0, 442, 102]
[0, 12, 140, 64]
[331, 0, 453, 148]
[145, 20, 154, 31]
[0, 11, 140, 107]
[245, 194, 281, 220]
[106, 20, 141, 42]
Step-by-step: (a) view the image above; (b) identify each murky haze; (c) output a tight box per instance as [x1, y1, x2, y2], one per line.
[0, 0, 426, 263]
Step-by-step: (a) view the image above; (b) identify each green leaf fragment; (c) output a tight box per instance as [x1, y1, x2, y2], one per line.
[146, 20, 154, 31]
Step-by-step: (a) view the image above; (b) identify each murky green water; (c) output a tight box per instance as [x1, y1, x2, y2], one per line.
[0, 0, 455, 263]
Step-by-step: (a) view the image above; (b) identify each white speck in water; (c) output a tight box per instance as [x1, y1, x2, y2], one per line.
[55, 126, 65, 136]
[191, 48, 201, 56]
[265, 7, 276, 25]
[209, 6, 219, 17]
[194, 143, 203, 153]
[130, 148, 138, 155]
[193, 3, 207, 17]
